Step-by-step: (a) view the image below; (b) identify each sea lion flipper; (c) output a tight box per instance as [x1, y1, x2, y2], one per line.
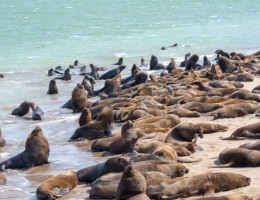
[52, 187, 70, 197]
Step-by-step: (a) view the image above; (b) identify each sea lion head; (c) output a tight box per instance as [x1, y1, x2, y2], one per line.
[195, 126, 204, 139]
[135, 71, 148, 84]
[105, 156, 132, 172]
[119, 65, 126, 72]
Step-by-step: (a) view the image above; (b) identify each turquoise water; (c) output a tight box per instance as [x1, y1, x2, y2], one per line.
[1, 0, 260, 72]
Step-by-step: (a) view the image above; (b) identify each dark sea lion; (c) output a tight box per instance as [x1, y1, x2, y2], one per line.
[202, 55, 211, 66]
[149, 55, 165, 70]
[215, 148, 260, 167]
[229, 90, 260, 102]
[70, 106, 113, 141]
[89, 64, 100, 80]
[180, 53, 190, 67]
[76, 156, 131, 182]
[195, 123, 228, 133]
[185, 54, 199, 71]
[216, 56, 238, 73]
[48, 68, 55, 76]
[79, 107, 92, 127]
[114, 57, 123, 65]
[189, 194, 252, 200]
[91, 135, 120, 152]
[166, 58, 176, 73]
[239, 140, 260, 150]
[116, 165, 149, 200]
[30, 102, 44, 120]
[0, 128, 6, 147]
[0, 173, 6, 185]
[121, 71, 148, 89]
[159, 172, 250, 199]
[71, 83, 92, 113]
[47, 79, 58, 95]
[80, 65, 86, 73]
[36, 170, 78, 200]
[11, 101, 31, 116]
[121, 64, 139, 84]
[54, 68, 72, 81]
[215, 49, 230, 59]
[100, 65, 126, 80]
[0, 126, 49, 171]
[223, 122, 260, 140]
[252, 85, 260, 94]
[0, 73, 4, 78]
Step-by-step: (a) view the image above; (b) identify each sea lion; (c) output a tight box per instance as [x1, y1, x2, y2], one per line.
[215, 148, 260, 167]
[166, 58, 176, 73]
[11, 101, 31, 116]
[216, 56, 238, 73]
[195, 123, 228, 133]
[188, 194, 252, 200]
[209, 106, 252, 120]
[177, 102, 223, 113]
[91, 135, 121, 152]
[0, 126, 49, 171]
[180, 53, 190, 67]
[252, 85, 260, 94]
[36, 170, 78, 200]
[167, 108, 200, 118]
[149, 55, 165, 70]
[215, 49, 230, 59]
[48, 68, 55, 76]
[76, 156, 131, 182]
[121, 64, 139, 84]
[121, 71, 148, 89]
[239, 140, 260, 150]
[47, 79, 58, 95]
[100, 74, 122, 98]
[71, 83, 92, 113]
[100, 65, 126, 80]
[116, 165, 149, 200]
[70, 106, 114, 141]
[0, 128, 6, 147]
[30, 102, 44, 120]
[82, 75, 95, 97]
[79, 107, 92, 127]
[229, 90, 260, 102]
[0, 173, 6, 185]
[202, 55, 211, 66]
[89, 64, 100, 80]
[54, 68, 72, 81]
[185, 54, 199, 71]
[227, 73, 254, 82]
[159, 172, 250, 199]
[114, 57, 123, 65]
[223, 122, 260, 140]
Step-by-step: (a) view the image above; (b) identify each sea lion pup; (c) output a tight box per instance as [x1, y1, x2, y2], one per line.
[214, 148, 260, 167]
[71, 83, 93, 113]
[159, 172, 250, 199]
[0, 126, 49, 171]
[229, 90, 260, 102]
[188, 194, 252, 200]
[165, 122, 203, 143]
[223, 122, 260, 140]
[114, 57, 123, 65]
[252, 85, 260, 94]
[180, 52, 191, 67]
[149, 55, 165, 70]
[239, 140, 260, 150]
[216, 56, 238, 73]
[70, 106, 113, 141]
[36, 170, 78, 200]
[54, 68, 72, 81]
[202, 55, 211, 66]
[30, 102, 44, 120]
[184, 54, 199, 71]
[121, 64, 139, 84]
[47, 79, 58, 95]
[195, 123, 228, 133]
[11, 101, 31, 116]
[0, 173, 6, 185]
[116, 165, 149, 200]
[166, 58, 176, 73]
[76, 156, 131, 182]
[167, 108, 200, 118]
[0, 128, 6, 147]
[99, 65, 126, 80]
[79, 107, 92, 127]
[215, 49, 230, 59]
[109, 121, 138, 154]
[177, 102, 224, 113]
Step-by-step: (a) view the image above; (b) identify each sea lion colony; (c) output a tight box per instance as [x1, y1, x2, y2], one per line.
[0, 49, 260, 199]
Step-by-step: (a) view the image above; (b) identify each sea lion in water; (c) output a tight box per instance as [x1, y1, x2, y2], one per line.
[114, 57, 123, 65]
[70, 106, 114, 141]
[54, 68, 72, 81]
[47, 79, 58, 95]
[239, 140, 260, 151]
[100, 65, 126, 80]
[0, 128, 6, 147]
[30, 102, 44, 120]
[76, 156, 131, 182]
[116, 165, 150, 200]
[0, 126, 49, 171]
[158, 172, 250, 199]
[11, 101, 31, 116]
[36, 170, 78, 200]
[214, 148, 260, 167]
[0, 173, 6, 185]
[229, 90, 260, 102]
[223, 122, 260, 140]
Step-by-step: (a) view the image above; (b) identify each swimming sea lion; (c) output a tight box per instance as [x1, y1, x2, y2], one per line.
[48, 68, 55, 76]
[47, 79, 58, 95]
[0, 128, 6, 147]
[79, 107, 92, 127]
[0, 126, 49, 171]
[100, 65, 126, 80]
[11, 101, 31, 116]
[114, 57, 123, 65]
[0, 173, 6, 185]
[54, 68, 72, 81]
[239, 140, 260, 150]
[36, 170, 78, 200]
[116, 165, 149, 200]
[30, 102, 44, 120]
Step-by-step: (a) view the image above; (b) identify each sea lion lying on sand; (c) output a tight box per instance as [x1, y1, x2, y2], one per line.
[189, 194, 252, 200]
[239, 140, 260, 150]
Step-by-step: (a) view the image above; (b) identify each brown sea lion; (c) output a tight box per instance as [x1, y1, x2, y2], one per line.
[167, 108, 200, 118]
[229, 90, 260, 102]
[195, 123, 228, 133]
[215, 49, 230, 59]
[78, 107, 92, 127]
[91, 134, 120, 152]
[215, 148, 260, 167]
[71, 83, 92, 113]
[227, 73, 254, 82]
[223, 122, 260, 140]
[116, 165, 149, 200]
[0, 128, 6, 147]
[159, 172, 250, 199]
[30, 102, 44, 120]
[177, 102, 223, 113]
[189, 194, 252, 200]
[0, 126, 49, 171]
[99, 74, 122, 98]
[11, 101, 31, 116]
[180, 53, 190, 67]
[207, 88, 240, 97]
[36, 170, 78, 200]
[76, 156, 131, 182]
[239, 140, 260, 150]
[0, 173, 6, 185]
[70, 106, 114, 141]
[204, 96, 229, 103]
[252, 85, 260, 94]
[82, 77, 95, 97]
[47, 79, 58, 95]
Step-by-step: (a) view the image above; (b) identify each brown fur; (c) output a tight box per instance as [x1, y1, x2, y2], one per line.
[0, 173, 6, 185]
[36, 170, 78, 200]
[71, 84, 92, 113]
[177, 102, 223, 113]
[79, 107, 92, 127]
[190, 194, 252, 200]
[204, 96, 229, 103]
[0, 128, 6, 147]
[239, 140, 260, 150]
[229, 90, 260, 102]
[91, 134, 120, 152]
[195, 123, 228, 133]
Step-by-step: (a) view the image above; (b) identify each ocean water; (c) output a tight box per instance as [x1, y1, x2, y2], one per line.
[0, 1, 260, 199]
